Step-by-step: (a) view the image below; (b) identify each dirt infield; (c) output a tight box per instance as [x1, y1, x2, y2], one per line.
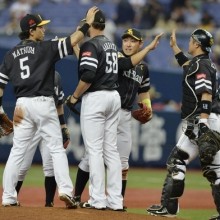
[0, 187, 213, 220]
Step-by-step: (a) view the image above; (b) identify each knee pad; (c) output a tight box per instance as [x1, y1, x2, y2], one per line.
[202, 166, 218, 184]
[167, 147, 188, 180]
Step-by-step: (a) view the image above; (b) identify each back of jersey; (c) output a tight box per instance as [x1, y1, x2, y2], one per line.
[78, 35, 118, 92]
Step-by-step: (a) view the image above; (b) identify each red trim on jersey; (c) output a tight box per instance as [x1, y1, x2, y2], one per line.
[82, 51, 91, 57]
[196, 73, 206, 79]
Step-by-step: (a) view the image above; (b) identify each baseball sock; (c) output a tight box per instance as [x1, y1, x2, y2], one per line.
[74, 168, 89, 199]
[45, 176, 56, 205]
[122, 180, 127, 197]
[15, 181, 23, 194]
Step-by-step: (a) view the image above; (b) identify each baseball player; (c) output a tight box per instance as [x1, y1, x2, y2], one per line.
[72, 28, 163, 208]
[66, 9, 123, 210]
[147, 29, 220, 220]
[0, 7, 98, 208]
[15, 71, 69, 207]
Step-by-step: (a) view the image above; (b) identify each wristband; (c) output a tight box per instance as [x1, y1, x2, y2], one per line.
[175, 52, 188, 66]
[59, 114, 66, 125]
[199, 118, 208, 124]
[142, 98, 151, 108]
[200, 100, 211, 115]
[78, 23, 90, 36]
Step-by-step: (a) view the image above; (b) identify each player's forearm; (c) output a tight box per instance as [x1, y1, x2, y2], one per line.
[130, 46, 151, 66]
[70, 26, 89, 47]
[171, 44, 182, 55]
[73, 44, 80, 59]
[72, 80, 91, 98]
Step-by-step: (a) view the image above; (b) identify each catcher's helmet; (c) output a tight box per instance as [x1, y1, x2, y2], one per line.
[191, 29, 214, 53]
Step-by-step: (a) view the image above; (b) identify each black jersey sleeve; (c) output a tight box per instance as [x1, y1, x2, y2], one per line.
[79, 42, 99, 77]
[0, 58, 10, 89]
[195, 60, 213, 95]
[54, 71, 65, 106]
[44, 36, 73, 61]
[138, 63, 150, 94]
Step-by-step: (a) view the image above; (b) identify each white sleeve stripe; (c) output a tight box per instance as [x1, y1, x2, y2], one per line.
[81, 57, 98, 63]
[62, 38, 68, 56]
[58, 40, 64, 58]
[140, 82, 150, 88]
[195, 83, 212, 90]
[80, 61, 97, 68]
[0, 72, 9, 80]
[0, 79, 8, 84]
[195, 78, 212, 85]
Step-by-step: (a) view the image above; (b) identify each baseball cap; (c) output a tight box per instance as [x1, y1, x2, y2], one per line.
[122, 28, 143, 41]
[81, 9, 105, 24]
[20, 14, 50, 32]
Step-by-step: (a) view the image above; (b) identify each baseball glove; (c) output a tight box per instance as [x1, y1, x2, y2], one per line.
[0, 113, 13, 136]
[196, 128, 220, 164]
[62, 127, 70, 149]
[131, 103, 152, 124]
[65, 95, 80, 115]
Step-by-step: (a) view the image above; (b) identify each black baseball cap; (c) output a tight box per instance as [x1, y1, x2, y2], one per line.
[20, 14, 50, 32]
[81, 9, 105, 24]
[122, 28, 143, 41]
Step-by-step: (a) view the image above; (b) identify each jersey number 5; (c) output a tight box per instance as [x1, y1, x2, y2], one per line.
[106, 52, 118, 74]
[19, 57, 30, 79]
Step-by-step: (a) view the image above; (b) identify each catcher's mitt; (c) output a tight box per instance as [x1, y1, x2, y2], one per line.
[65, 95, 80, 115]
[62, 127, 70, 149]
[131, 103, 152, 124]
[196, 128, 220, 164]
[0, 113, 13, 136]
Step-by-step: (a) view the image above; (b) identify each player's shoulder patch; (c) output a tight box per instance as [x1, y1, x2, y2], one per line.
[82, 51, 92, 57]
[118, 52, 124, 58]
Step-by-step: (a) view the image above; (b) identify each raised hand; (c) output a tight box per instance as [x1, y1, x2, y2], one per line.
[85, 6, 99, 25]
[147, 33, 164, 51]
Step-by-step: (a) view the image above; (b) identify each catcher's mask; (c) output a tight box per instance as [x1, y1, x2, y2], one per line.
[191, 29, 214, 53]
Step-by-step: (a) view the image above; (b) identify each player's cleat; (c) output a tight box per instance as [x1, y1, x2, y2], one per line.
[79, 201, 106, 210]
[79, 201, 92, 209]
[73, 196, 81, 206]
[45, 202, 54, 207]
[2, 201, 20, 207]
[146, 204, 177, 217]
[209, 215, 220, 220]
[59, 193, 77, 209]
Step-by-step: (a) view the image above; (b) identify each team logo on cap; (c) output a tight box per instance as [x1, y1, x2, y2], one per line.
[29, 19, 36, 27]
[127, 29, 133, 35]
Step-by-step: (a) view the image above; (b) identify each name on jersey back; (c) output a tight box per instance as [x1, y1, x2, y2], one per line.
[12, 46, 35, 59]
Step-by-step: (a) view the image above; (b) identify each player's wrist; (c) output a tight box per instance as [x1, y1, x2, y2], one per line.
[78, 23, 90, 36]
[142, 98, 151, 108]
[72, 94, 79, 100]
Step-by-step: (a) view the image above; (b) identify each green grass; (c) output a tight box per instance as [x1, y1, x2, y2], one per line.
[0, 164, 216, 220]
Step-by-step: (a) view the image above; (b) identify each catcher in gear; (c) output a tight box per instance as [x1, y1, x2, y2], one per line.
[71, 28, 162, 207]
[147, 29, 220, 220]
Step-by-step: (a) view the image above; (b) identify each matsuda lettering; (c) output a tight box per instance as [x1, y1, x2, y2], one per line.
[12, 46, 35, 59]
